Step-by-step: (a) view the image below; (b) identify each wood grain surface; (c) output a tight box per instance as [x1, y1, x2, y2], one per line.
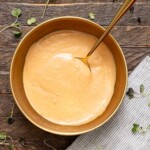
[0, 0, 150, 150]
[0, 0, 149, 3]
[0, 2, 150, 26]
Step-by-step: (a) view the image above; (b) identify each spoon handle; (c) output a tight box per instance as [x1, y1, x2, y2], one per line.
[87, 0, 136, 57]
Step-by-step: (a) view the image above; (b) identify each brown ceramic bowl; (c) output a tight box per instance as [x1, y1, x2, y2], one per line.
[10, 17, 128, 135]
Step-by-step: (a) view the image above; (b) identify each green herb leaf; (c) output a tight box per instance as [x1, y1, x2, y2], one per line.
[140, 84, 144, 94]
[13, 31, 22, 38]
[132, 124, 150, 134]
[132, 123, 140, 133]
[11, 8, 22, 18]
[126, 88, 135, 99]
[89, 12, 95, 20]
[0, 132, 7, 140]
[27, 17, 36, 25]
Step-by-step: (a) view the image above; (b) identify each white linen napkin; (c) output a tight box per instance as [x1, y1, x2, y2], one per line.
[67, 56, 150, 150]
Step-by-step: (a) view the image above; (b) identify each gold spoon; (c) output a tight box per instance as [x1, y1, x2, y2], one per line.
[76, 0, 136, 69]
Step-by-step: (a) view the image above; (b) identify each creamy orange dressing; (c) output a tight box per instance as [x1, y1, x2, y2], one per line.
[23, 30, 116, 126]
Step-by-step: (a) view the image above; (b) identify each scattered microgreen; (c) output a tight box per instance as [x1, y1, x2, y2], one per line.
[11, 8, 21, 18]
[27, 17, 36, 25]
[132, 123, 140, 133]
[140, 84, 144, 95]
[89, 12, 95, 20]
[7, 104, 15, 125]
[0, 132, 7, 140]
[132, 124, 150, 134]
[126, 88, 135, 99]
[0, 132, 14, 149]
[0, 8, 22, 36]
[127, 85, 150, 107]
[41, 0, 50, 19]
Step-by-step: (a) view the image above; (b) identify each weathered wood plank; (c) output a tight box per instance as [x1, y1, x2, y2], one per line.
[0, 94, 23, 117]
[0, 2, 149, 26]
[0, 25, 149, 50]
[0, 0, 149, 3]
[110, 26, 150, 47]
[1, 0, 149, 4]
[122, 47, 150, 71]
[0, 113, 76, 150]
[1, 47, 149, 94]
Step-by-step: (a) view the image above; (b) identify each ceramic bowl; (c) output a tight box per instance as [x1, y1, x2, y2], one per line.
[10, 17, 128, 135]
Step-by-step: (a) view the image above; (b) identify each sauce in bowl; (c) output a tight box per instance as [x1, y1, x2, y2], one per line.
[23, 30, 116, 126]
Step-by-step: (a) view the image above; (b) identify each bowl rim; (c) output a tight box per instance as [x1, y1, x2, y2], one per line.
[10, 16, 128, 136]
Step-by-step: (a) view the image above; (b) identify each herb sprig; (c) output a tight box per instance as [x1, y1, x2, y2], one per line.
[7, 104, 15, 125]
[132, 124, 150, 134]
[128, 85, 150, 134]
[0, 8, 22, 37]
[126, 84, 149, 99]
[126, 84, 150, 107]
[0, 132, 14, 150]
[0, 8, 37, 37]
[27, 17, 36, 25]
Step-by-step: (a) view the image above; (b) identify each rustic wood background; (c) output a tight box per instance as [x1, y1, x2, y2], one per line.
[0, 0, 149, 149]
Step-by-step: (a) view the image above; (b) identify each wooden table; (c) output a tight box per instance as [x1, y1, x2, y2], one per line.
[0, 0, 149, 149]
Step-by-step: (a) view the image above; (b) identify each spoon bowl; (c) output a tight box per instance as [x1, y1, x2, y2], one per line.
[75, 56, 91, 70]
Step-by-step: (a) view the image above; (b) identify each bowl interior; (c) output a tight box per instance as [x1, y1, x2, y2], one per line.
[10, 17, 127, 135]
